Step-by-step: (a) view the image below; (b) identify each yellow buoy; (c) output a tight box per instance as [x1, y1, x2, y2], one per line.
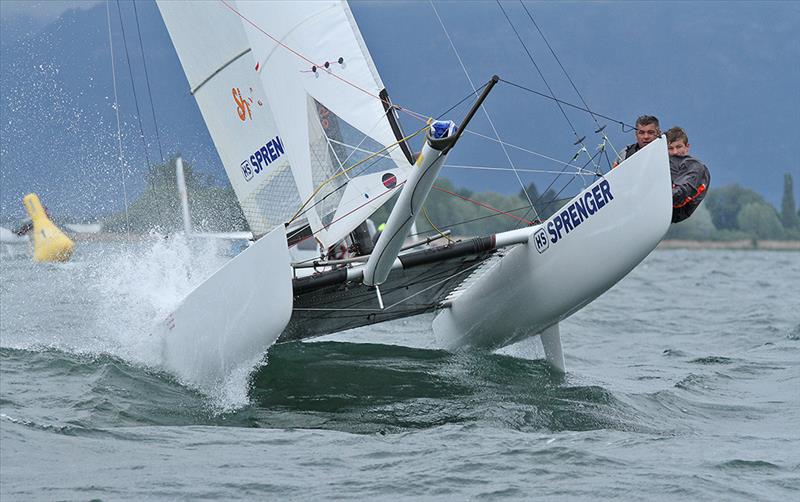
[22, 193, 74, 262]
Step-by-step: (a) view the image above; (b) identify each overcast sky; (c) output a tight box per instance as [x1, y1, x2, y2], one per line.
[0, 0, 101, 21]
[0, 1, 798, 218]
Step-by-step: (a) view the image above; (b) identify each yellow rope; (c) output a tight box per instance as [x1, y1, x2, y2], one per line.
[288, 124, 429, 225]
[422, 206, 453, 244]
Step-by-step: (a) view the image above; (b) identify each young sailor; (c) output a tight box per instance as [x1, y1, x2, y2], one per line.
[613, 115, 661, 167]
[667, 127, 711, 223]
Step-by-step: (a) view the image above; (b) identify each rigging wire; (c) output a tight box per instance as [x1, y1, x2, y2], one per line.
[287, 124, 427, 225]
[521, 146, 603, 222]
[327, 112, 390, 182]
[114, 1, 152, 174]
[286, 84, 489, 228]
[114, 0, 166, 225]
[518, 1, 620, 166]
[443, 163, 597, 176]
[218, 0, 430, 125]
[457, 129, 600, 171]
[429, 1, 539, 221]
[218, 0, 615, 231]
[131, 0, 165, 164]
[215, 0, 630, 246]
[216, 0, 620, 169]
[409, 204, 537, 238]
[498, 79, 634, 130]
[431, 185, 535, 225]
[422, 207, 454, 244]
[105, 0, 130, 236]
[495, 0, 599, 175]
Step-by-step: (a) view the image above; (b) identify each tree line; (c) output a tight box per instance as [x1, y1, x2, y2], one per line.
[102, 157, 247, 233]
[667, 173, 799, 241]
[103, 157, 799, 242]
[411, 173, 800, 241]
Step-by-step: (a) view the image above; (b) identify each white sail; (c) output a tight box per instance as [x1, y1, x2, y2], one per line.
[234, 0, 413, 248]
[157, 1, 304, 239]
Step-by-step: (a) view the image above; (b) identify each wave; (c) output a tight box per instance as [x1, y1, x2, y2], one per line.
[1, 341, 680, 437]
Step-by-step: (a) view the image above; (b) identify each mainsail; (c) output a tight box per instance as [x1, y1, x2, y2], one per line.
[157, 1, 302, 239]
[158, 0, 413, 247]
[233, 0, 413, 248]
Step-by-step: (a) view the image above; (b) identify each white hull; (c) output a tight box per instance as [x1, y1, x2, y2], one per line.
[157, 225, 293, 390]
[432, 137, 672, 357]
[160, 138, 670, 385]
[0, 227, 30, 245]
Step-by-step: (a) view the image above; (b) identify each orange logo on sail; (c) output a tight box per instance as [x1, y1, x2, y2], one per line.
[233, 87, 252, 121]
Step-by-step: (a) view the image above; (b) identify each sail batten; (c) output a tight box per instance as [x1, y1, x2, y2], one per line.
[236, 0, 412, 249]
[190, 48, 251, 95]
[158, 0, 305, 239]
[160, 0, 412, 247]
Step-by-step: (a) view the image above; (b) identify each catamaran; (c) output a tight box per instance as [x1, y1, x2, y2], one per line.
[153, 1, 672, 390]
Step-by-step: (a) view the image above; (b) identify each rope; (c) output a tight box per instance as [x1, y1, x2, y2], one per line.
[218, 0, 431, 125]
[131, 0, 165, 164]
[115, 0, 166, 225]
[422, 207, 454, 244]
[408, 205, 539, 238]
[443, 163, 597, 176]
[432, 185, 535, 225]
[105, 0, 130, 235]
[287, 125, 427, 225]
[518, 1, 619, 169]
[430, 1, 538, 220]
[324, 181, 404, 232]
[114, 1, 152, 176]
[215, 0, 621, 246]
[499, 78, 634, 131]
[286, 85, 489, 229]
[328, 112, 389, 182]
[521, 147, 603, 222]
[496, 0, 598, 175]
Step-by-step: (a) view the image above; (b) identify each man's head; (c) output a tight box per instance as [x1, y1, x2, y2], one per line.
[666, 126, 690, 157]
[635, 115, 661, 148]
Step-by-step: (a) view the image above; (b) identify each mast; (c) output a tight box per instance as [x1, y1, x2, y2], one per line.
[363, 76, 499, 287]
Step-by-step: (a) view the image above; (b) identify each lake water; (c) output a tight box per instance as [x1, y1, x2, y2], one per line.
[1, 239, 798, 500]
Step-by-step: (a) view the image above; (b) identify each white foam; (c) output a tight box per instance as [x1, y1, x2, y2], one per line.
[88, 234, 259, 410]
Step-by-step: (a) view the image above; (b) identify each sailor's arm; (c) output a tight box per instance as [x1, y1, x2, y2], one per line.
[672, 159, 710, 208]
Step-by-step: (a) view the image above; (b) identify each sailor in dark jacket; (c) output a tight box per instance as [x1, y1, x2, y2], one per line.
[613, 115, 661, 167]
[666, 127, 710, 223]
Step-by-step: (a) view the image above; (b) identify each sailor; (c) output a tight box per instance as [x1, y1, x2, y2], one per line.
[612, 115, 661, 168]
[12, 203, 51, 236]
[666, 126, 710, 223]
[12, 217, 33, 236]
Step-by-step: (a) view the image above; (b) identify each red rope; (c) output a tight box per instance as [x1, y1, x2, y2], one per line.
[289, 180, 533, 249]
[218, 0, 427, 123]
[289, 181, 407, 247]
[432, 185, 535, 225]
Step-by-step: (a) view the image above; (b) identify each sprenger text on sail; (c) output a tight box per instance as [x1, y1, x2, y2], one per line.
[240, 136, 285, 181]
[547, 179, 614, 244]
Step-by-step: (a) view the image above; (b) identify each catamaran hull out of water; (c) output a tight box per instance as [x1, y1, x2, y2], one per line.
[158, 137, 669, 387]
[156, 225, 293, 389]
[286, 137, 671, 369]
[153, 0, 672, 388]
[432, 137, 671, 365]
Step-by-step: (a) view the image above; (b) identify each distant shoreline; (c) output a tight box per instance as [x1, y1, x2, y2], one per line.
[72, 233, 800, 251]
[658, 239, 800, 250]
